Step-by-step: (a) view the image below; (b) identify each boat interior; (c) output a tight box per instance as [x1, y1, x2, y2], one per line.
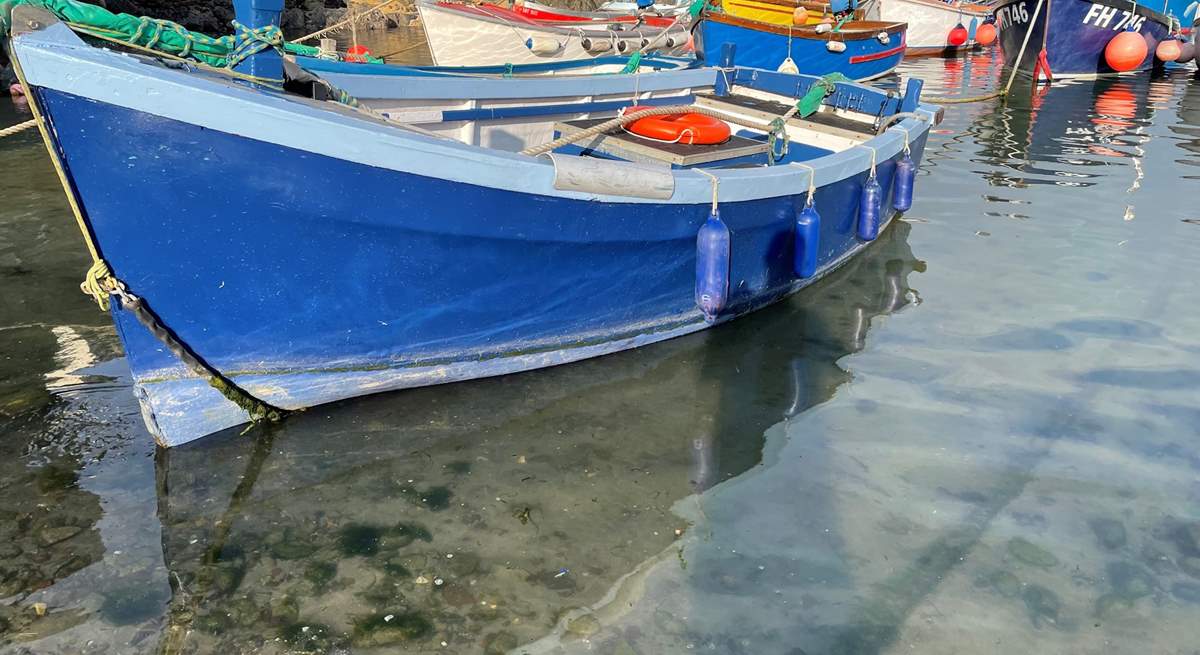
[320, 69, 902, 168]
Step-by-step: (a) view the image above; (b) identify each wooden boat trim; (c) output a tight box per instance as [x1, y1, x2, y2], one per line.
[705, 11, 906, 39]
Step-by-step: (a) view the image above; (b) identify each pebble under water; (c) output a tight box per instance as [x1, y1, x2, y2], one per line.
[1, 50, 1200, 654]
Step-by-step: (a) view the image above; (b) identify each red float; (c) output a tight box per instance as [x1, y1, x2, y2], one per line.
[1104, 30, 1148, 72]
[346, 44, 372, 63]
[948, 24, 969, 47]
[975, 22, 997, 46]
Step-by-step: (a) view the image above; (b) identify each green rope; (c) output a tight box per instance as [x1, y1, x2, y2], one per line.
[0, 0, 352, 68]
[619, 51, 643, 74]
[796, 72, 847, 118]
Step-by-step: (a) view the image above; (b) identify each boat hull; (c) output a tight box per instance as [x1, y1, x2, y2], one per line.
[699, 13, 907, 80]
[995, 0, 1173, 77]
[34, 85, 925, 445]
[12, 19, 934, 448]
[416, 0, 691, 67]
[877, 0, 990, 56]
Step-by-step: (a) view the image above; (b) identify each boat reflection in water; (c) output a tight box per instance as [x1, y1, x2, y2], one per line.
[974, 74, 1163, 193]
[154, 222, 923, 653]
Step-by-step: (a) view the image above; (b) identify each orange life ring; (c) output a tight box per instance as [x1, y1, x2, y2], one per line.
[624, 106, 731, 145]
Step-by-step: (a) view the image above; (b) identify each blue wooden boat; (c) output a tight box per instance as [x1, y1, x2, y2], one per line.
[698, 12, 909, 80]
[7, 0, 938, 447]
[994, 0, 1174, 77]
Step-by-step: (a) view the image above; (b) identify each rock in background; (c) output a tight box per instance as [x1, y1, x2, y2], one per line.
[103, 0, 345, 36]
[2, 0, 346, 94]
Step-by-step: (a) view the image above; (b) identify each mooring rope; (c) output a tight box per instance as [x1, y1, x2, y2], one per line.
[0, 119, 37, 138]
[923, 89, 1006, 104]
[8, 51, 289, 428]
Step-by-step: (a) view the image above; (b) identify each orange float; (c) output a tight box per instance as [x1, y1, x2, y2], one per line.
[792, 6, 809, 25]
[1155, 39, 1182, 62]
[624, 106, 731, 145]
[975, 22, 997, 46]
[1104, 30, 1148, 71]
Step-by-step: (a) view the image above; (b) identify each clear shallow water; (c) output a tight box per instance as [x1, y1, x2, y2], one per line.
[1, 51, 1200, 654]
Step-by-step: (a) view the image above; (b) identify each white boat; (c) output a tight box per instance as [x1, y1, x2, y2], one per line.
[415, 0, 693, 68]
[875, 0, 991, 56]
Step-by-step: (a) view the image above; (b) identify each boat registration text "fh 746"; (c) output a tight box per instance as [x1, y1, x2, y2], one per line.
[1082, 3, 1147, 31]
[994, 2, 1029, 29]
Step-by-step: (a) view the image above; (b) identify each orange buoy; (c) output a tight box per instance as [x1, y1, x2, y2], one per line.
[1104, 30, 1148, 72]
[792, 6, 809, 25]
[624, 106, 731, 145]
[346, 44, 372, 63]
[975, 22, 997, 46]
[948, 24, 968, 46]
[1155, 39, 1182, 62]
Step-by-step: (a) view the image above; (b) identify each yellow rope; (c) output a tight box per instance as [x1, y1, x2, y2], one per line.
[80, 260, 117, 310]
[924, 90, 1006, 104]
[9, 52, 103, 267]
[0, 119, 37, 138]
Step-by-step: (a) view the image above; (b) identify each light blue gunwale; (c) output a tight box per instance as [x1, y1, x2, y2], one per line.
[14, 22, 935, 207]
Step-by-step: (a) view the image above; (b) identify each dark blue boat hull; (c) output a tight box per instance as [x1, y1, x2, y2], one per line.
[995, 0, 1173, 76]
[35, 87, 928, 445]
[699, 17, 907, 80]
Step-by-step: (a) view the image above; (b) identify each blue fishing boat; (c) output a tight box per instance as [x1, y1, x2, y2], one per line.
[994, 0, 1175, 77]
[6, 0, 938, 447]
[697, 11, 908, 80]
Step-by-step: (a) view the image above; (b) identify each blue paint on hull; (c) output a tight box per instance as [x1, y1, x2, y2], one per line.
[35, 88, 927, 446]
[698, 18, 907, 80]
[996, 0, 1173, 76]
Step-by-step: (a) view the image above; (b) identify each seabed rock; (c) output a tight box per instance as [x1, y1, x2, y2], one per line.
[1106, 561, 1156, 600]
[976, 569, 1022, 598]
[37, 525, 82, 547]
[351, 611, 433, 647]
[1021, 584, 1061, 628]
[1170, 582, 1200, 604]
[303, 560, 338, 588]
[1007, 537, 1059, 569]
[1095, 593, 1135, 620]
[482, 630, 519, 655]
[1179, 556, 1200, 579]
[566, 613, 601, 638]
[1089, 518, 1128, 551]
